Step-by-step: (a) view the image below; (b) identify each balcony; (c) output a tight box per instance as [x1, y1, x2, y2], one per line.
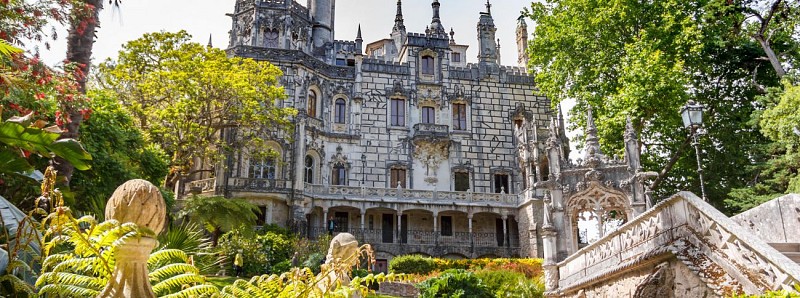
[227, 178, 292, 193]
[413, 123, 450, 139]
[308, 227, 520, 258]
[303, 184, 519, 206]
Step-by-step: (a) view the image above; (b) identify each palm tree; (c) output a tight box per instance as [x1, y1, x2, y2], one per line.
[177, 196, 261, 246]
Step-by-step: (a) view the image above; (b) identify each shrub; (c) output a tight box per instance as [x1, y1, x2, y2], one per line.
[303, 252, 326, 274]
[475, 269, 544, 298]
[417, 269, 493, 298]
[272, 260, 292, 274]
[389, 255, 436, 274]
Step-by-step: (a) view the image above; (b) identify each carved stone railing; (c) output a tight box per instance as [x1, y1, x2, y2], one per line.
[227, 178, 292, 193]
[184, 178, 216, 194]
[552, 191, 800, 296]
[303, 184, 519, 206]
[413, 123, 450, 138]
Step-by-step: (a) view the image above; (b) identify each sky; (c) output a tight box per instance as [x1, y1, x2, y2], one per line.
[37, 0, 533, 67]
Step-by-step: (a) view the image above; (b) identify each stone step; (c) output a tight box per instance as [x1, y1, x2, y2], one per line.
[769, 243, 800, 253]
[782, 252, 800, 263]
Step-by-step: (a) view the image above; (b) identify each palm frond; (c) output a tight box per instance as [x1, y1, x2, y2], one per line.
[148, 249, 189, 267]
[159, 284, 220, 298]
[36, 271, 105, 290]
[38, 283, 100, 297]
[149, 263, 199, 283]
[151, 273, 207, 296]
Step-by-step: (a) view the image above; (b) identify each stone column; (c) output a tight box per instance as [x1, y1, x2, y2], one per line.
[98, 180, 166, 298]
[397, 211, 403, 244]
[360, 210, 366, 231]
[322, 208, 329, 235]
[468, 212, 474, 250]
[502, 214, 508, 248]
[433, 211, 439, 246]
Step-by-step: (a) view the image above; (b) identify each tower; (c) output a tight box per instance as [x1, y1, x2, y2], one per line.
[516, 15, 529, 68]
[391, 0, 407, 54]
[310, 0, 335, 50]
[477, 0, 498, 64]
[429, 0, 447, 37]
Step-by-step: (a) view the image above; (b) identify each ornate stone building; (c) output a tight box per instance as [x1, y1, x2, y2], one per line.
[184, 0, 652, 270]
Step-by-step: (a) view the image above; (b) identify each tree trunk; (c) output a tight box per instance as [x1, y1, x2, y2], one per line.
[52, 0, 104, 185]
[755, 34, 786, 78]
[211, 227, 222, 247]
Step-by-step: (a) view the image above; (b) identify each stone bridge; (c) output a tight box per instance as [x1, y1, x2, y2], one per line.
[546, 192, 800, 297]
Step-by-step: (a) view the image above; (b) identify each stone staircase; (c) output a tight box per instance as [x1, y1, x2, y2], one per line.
[770, 243, 800, 264]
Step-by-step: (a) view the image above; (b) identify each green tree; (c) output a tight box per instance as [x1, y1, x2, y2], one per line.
[525, 0, 793, 209]
[97, 31, 296, 190]
[69, 89, 169, 216]
[177, 195, 261, 246]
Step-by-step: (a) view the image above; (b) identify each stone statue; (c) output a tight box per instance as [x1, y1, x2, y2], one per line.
[318, 233, 361, 296]
[98, 179, 166, 298]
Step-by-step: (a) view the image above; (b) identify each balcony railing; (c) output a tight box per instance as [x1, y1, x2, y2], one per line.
[303, 184, 519, 205]
[228, 178, 292, 192]
[413, 123, 450, 137]
[185, 178, 216, 194]
[307, 227, 520, 248]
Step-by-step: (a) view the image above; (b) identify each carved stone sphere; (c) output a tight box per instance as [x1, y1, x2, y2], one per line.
[105, 179, 166, 234]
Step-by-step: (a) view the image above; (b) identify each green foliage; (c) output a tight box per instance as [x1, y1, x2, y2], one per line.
[97, 30, 296, 188]
[294, 234, 331, 274]
[177, 195, 260, 245]
[730, 283, 800, 297]
[70, 89, 169, 216]
[389, 255, 436, 275]
[216, 226, 293, 277]
[0, 194, 41, 296]
[417, 269, 493, 298]
[157, 222, 223, 275]
[474, 270, 544, 298]
[524, 0, 789, 209]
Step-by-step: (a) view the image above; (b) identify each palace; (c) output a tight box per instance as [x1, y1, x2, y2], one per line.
[183, 0, 651, 272]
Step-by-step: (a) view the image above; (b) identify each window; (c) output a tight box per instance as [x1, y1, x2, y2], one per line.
[421, 106, 435, 124]
[453, 103, 467, 130]
[454, 172, 469, 191]
[514, 119, 523, 129]
[265, 29, 279, 48]
[494, 174, 509, 193]
[332, 165, 347, 185]
[390, 168, 406, 188]
[452, 52, 461, 62]
[304, 155, 314, 184]
[421, 56, 434, 75]
[441, 216, 453, 236]
[335, 99, 346, 124]
[251, 157, 276, 179]
[308, 90, 317, 118]
[391, 98, 405, 126]
[335, 58, 346, 66]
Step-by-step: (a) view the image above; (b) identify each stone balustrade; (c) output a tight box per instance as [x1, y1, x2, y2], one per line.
[304, 183, 519, 206]
[185, 178, 216, 194]
[413, 123, 450, 137]
[551, 191, 800, 297]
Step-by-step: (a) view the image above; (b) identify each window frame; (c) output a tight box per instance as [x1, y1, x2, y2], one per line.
[251, 157, 277, 180]
[308, 90, 318, 118]
[454, 172, 470, 192]
[304, 155, 315, 184]
[421, 106, 436, 124]
[451, 52, 461, 63]
[421, 56, 435, 75]
[390, 168, 407, 189]
[452, 103, 467, 131]
[334, 98, 347, 124]
[332, 165, 347, 185]
[494, 173, 510, 194]
[390, 98, 406, 126]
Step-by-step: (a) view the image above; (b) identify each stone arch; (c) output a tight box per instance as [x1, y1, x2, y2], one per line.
[304, 149, 322, 184]
[307, 85, 322, 118]
[566, 181, 631, 251]
[244, 141, 284, 179]
[332, 95, 348, 125]
[441, 253, 468, 260]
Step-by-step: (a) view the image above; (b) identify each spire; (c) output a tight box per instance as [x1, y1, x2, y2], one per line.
[477, 1, 498, 64]
[356, 24, 362, 41]
[393, 0, 405, 32]
[486, 0, 492, 15]
[355, 24, 363, 54]
[516, 15, 529, 68]
[546, 117, 560, 150]
[583, 106, 605, 168]
[207, 34, 213, 48]
[449, 27, 455, 44]
[429, 0, 446, 37]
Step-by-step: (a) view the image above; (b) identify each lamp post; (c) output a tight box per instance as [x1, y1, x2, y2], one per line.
[361, 154, 367, 185]
[680, 100, 707, 201]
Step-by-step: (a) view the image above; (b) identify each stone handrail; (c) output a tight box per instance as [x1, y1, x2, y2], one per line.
[413, 123, 450, 136]
[553, 191, 800, 296]
[185, 178, 216, 194]
[303, 183, 519, 205]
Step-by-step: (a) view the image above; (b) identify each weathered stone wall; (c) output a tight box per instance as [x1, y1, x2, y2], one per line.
[516, 199, 544, 258]
[561, 259, 713, 298]
[379, 282, 419, 298]
[733, 194, 800, 243]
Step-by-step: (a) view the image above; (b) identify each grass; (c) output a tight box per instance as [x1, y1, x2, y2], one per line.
[206, 276, 239, 289]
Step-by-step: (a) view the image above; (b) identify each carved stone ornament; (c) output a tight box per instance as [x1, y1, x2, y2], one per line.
[412, 139, 450, 174]
[318, 233, 360, 294]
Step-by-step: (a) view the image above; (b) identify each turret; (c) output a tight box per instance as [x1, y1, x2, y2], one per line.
[477, 0, 498, 64]
[391, 0, 407, 52]
[310, 0, 335, 50]
[355, 24, 363, 55]
[429, 0, 447, 37]
[516, 15, 529, 68]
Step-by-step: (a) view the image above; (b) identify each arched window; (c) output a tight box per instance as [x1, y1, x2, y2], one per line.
[304, 155, 314, 184]
[332, 164, 347, 185]
[265, 29, 279, 48]
[308, 90, 317, 118]
[251, 157, 276, 180]
[421, 56, 435, 75]
[334, 98, 346, 123]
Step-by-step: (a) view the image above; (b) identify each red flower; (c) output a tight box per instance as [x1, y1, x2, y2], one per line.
[35, 92, 45, 100]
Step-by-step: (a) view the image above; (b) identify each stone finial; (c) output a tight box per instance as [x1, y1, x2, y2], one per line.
[105, 179, 167, 234]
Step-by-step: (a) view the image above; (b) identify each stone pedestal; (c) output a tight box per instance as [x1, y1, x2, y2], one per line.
[97, 237, 158, 298]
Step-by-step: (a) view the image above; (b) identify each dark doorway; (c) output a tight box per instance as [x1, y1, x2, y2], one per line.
[374, 259, 388, 273]
[334, 212, 349, 232]
[400, 214, 408, 244]
[495, 218, 504, 247]
[382, 214, 394, 243]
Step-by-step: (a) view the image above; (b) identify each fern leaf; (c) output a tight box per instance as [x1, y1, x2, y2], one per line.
[159, 284, 220, 298]
[38, 283, 101, 298]
[0, 274, 35, 295]
[148, 263, 199, 283]
[151, 273, 206, 296]
[36, 271, 105, 290]
[148, 249, 189, 267]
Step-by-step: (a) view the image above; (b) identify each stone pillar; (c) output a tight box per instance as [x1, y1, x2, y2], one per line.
[502, 214, 508, 248]
[98, 180, 166, 298]
[360, 210, 366, 231]
[468, 212, 474, 250]
[433, 211, 439, 246]
[322, 208, 329, 233]
[397, 211, 403, 244]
